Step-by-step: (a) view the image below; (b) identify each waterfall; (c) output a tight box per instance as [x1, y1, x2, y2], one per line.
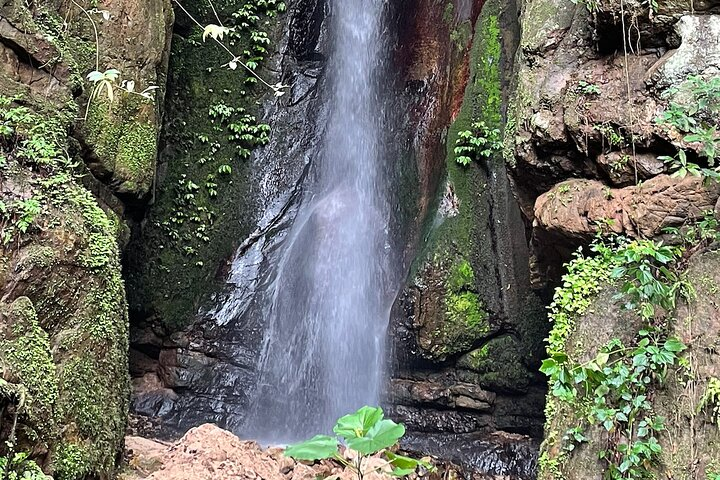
[241, 0, 391, 442]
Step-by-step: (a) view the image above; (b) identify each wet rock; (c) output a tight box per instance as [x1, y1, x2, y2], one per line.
[391, 378, 496, 412]
[402, 431, 540, 480]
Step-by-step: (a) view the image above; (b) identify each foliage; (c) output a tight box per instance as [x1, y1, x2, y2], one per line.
[656, 75, 720, 172]
[577, 80, 601, 95]
[541, 236, 691, 479]
[0, 198, 42, 246]
[454, 121, 502, 165]
[545, 240, 616, 356]
[285, 406, 432, 479]
[698, 377, 720, 426]
[662, 210, 720, 247]
[608, 239, 688, 320]
[0, 453, 50, 480]
[174, 0, 287, 95]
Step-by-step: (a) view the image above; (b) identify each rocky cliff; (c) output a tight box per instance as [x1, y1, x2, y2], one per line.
[0, 0, 171, 477]
[504, 0, 720, 474]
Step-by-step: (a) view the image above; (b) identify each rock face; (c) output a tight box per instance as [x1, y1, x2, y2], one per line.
[505, 0, 720, 286]
[503, 0, 720, 475]
[387, 0, 548, 442]
[125, 0, 331, 432]
[0, 0, 171, 477]
[538, 251, 720, 479]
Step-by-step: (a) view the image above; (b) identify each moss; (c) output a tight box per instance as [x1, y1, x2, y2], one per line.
[83, 97, 157, 197]
[1, 94, 129, 479]
[459, 336, 533, 391]
[0, 297, 59, 442]
[411, 3, 505, 363]
[447, 259, 475, 291]
[422, 259, 490, 360]
[125, 0, 285, 329]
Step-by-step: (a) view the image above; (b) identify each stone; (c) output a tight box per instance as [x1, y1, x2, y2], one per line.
[534, 175, 720, 241]
[538, 251, 720, 479]
[120, 423, 462, 480]
[650, 15, 720, 91]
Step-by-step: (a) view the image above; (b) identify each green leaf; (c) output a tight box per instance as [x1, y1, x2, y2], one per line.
[284, 435, 338, 460]
[663, 337, 686, 353]
[386, 451, 425, 470]
[346, 418, 405, 455]
[596, 352, 610, 367]
[333, 405, 384, 439]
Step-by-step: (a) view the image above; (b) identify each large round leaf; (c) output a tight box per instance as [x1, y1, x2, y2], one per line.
[284, 435, 338, 460]
[333, 406, 384, 440]
[346, 418, 405, 455]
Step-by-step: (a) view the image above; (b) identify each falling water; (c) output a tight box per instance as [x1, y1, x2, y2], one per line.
[242, 0, 391, 442]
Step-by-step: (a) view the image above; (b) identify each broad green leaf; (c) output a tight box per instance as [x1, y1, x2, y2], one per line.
[663, 337, 686, 353]
[346, 418, 405, 455]
[284, 435, 338, 460]
[596, 352, 610, 367]
[391, 467, 416, 477]
[333, 406, 384, 439]
[386, 451, 430, 471]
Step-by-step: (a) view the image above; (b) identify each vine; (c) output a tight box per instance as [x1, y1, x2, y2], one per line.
[541, 236, 692, 479]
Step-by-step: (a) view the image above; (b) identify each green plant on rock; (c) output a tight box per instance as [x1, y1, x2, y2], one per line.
[545, 240, 617, 357]
[698, 377, 720, 426]
[285, 406, 432, 479]
[0, 453, 50, 480]
[541, 236, 692, 479]
[174, 0, 287, 96]
[608, 239, 690, 320]
[662, 210, 720, 247]
[454, 121, 502, 165]
[658, 149, 703, 179]
[577, 80, 601, 95]
[656, 75, 720, 174]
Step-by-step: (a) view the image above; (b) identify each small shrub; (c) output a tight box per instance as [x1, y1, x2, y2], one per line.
[285, 406, 432, 478]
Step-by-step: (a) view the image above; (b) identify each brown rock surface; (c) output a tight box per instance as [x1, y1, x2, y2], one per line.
[534, 175, 720, 240]
[121, 424, 441, 480]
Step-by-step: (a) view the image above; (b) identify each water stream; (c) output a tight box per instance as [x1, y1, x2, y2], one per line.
[241, 0, 393, 443]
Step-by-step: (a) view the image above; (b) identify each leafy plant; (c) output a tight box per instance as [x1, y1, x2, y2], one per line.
[655, 75, 720, 169]
[454, 121, 502, 165]
[608, 239, 688, 320]
[698, 377, 720, 426]
[541, 236, 691, 479]
[173, 0, 287, 96]
[0, 452, 50, 480]
[658, 149, 702, 179]
[577, 80, 601, 95]
[284, 406, 432, 479]
[542, 330, 686, 479]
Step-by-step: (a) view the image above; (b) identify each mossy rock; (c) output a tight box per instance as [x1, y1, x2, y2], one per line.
[539, 250, 720, 480]
[0, 94, 129, 479]
[83, 96, 158, 201]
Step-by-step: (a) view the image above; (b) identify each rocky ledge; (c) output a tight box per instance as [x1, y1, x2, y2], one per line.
[120, 423, 534, 480]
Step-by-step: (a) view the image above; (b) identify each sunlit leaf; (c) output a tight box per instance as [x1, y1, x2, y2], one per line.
[284, 435, 338, 461]
[334, 406, 384, 440]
